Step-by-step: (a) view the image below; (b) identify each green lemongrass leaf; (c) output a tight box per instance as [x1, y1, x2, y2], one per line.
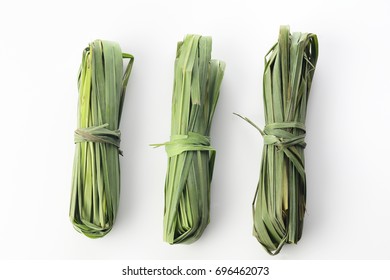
[158, 34, 225, 244]
[238, 26, 318, 255]
[69, 40, 134, 238]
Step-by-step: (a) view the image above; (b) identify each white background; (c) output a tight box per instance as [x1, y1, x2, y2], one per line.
[0, 0, 389, 260]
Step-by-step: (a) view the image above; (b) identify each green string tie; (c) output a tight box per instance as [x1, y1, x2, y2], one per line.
[74, 123, 122, 155]
[263, 122, 307, 180]
[263, 122, 306, 149]
[235, 113, 306, 180]
[153, 132, 215, 157]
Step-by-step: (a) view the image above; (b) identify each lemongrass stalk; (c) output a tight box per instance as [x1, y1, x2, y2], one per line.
[69, 40, 134, 238]
[237, 26, 318, 254]
[155, 34, 225, 244]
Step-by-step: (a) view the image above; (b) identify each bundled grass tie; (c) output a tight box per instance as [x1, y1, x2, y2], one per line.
[154, 132, 215, 157]
[69, 40, 134, 238]
[236, 26, 318, 255]
[153, 34, 225, 244]
[74, 124, 122, 154]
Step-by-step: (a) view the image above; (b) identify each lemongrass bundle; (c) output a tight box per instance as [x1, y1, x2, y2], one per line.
[155, 34, 225, 244]
[237, 26, 318, 254]
[70, 40, 134, 238]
